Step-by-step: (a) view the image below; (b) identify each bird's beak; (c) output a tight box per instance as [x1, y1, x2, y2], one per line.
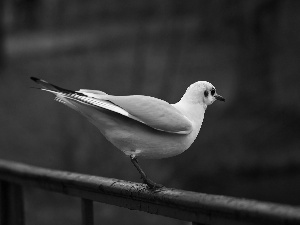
[214, 94, 225, 102]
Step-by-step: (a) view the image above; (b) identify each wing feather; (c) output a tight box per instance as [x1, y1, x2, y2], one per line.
[56, 91, 192, 134]
[105, 95, 193, 134]
[31, 77, 192, 134]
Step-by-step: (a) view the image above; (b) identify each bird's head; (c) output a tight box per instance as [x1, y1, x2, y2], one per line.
[182, 81, 225, 106]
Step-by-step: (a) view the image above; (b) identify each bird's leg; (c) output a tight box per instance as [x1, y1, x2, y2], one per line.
[130, 155, 163, 189]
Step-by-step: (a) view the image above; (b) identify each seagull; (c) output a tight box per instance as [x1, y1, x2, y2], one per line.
[31, 77, 225, 189]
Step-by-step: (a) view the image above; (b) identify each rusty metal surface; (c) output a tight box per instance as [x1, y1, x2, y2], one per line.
[0, 159, 299, 225]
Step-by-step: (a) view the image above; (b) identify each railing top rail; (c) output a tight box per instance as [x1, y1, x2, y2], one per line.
[0, 159, 299, 225]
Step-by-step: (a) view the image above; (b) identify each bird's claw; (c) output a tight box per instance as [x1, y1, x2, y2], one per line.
[142, 178, 164, 190]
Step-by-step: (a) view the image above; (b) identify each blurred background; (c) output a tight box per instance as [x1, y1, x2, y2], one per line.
[0, 0, 300, 224]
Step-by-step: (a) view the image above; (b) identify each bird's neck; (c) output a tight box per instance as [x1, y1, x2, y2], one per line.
[180, 88, 202, 104]
[178, 90, 207, 111]
[173, 99, 206, 124]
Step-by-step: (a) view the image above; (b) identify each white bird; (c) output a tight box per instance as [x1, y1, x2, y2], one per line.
[31, 77, 225, 189]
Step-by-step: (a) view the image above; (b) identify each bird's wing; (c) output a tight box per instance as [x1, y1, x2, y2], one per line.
[31, 77, 192, 134]
[78, 89, 107, 97]
[102, 95, 193, 134]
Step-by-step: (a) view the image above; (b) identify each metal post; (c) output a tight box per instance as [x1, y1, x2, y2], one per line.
[0, 181, 9, 225]
[81, 198, 94, 225]
[0, 181, 25, 225]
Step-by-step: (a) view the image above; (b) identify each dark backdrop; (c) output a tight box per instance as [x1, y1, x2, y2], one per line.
[0, 1, 300, 224]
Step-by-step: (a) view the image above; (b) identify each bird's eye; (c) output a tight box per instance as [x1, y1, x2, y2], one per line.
[204, 90, 208, 97]
[211, 89, 215, 95]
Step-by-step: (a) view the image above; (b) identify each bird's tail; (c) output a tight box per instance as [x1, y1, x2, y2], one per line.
[30, 77, 80, 96]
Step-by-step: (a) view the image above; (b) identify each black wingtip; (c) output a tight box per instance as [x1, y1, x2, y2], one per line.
[30, 77, 40, 82]
[29, 77, 84, 96]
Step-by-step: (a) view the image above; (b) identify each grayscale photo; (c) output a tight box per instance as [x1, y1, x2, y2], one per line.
[0, 1, 299, 225]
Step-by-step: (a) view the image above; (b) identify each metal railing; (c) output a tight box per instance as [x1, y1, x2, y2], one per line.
[0, 159, 299, 225]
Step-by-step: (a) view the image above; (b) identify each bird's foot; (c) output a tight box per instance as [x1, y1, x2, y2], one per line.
[142, 177, 164, 190]
[130, 155, 164, 190]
